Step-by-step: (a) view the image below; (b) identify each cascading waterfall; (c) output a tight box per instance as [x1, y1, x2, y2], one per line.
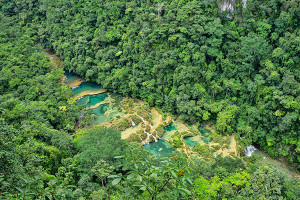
[131, 119, 136, 127]
[220, 0, 235, 12]
[245, 145, 257, 157]
[71, 85, 79, 89]
[139, 135, 145, 145]
[77, 96, 83, 100]
[145, 131, 151, 140]
[155, 131, 159, 139]
[219, 0, 247, 12]
[145, 131, 158, 142]
[237, 133, 242, 139]
[153, 135, 158, 142]
[137, 115, 146, 124]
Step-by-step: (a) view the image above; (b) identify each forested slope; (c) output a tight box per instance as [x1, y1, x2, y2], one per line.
[0, 9, 79, 198]
[1, 0, 300, 199]
[22, 0, 299, 163]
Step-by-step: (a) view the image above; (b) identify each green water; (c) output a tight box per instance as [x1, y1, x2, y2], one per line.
[66, 73, 177, 156]
[144, 122, 178, 156]
[87, 93, 108, 106]
[72, 82, 103, 97]
[64, 72, 299, 174]
[64, 73, 297, 178]
[199, 126, 211, 144]
[75, 89, 108, 107]
[89, 103, 110, 124]
[184, 137, 198, 146]
[66, 72, 123, 126]
[77, 96, 90, 106]
[143, 139, 175, 157]
[84, 93, 124, 125]
[65, 72, 80, 86]
[164, 123, 177, 132]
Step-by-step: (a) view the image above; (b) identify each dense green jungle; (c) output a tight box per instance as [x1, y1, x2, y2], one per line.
[0, 0, 299, 199]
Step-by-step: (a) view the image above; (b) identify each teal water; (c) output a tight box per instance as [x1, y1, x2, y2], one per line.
[85, 94, 124, 126]
[165, 123, 177, 132]
[89, 103, 110, 124]
[67, 71, 297, 176]
[144, 122, 177, 156]
[77, 95, 90, 106]
[87, 93, 108, 106]
[184, 137, 198, 146]
[65, 72, 80, 86]
[66, 72, 174, 156]
[65, 72, 118, 125]
[199, 126, 211, 144]
[75, 89, 108, 107]
[143, 139, 175, 157]
[72, 82, 102, 97]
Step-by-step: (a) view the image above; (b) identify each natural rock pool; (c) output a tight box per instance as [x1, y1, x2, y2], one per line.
[184, 137, 198, 146]
[43, 50, 246, 160]
[143, 139, 175, 157]
[199, 126, 212, 144]
[65, 72, 178, 155]
[45, 48, 299, 179]
[65, 72, 218, 156]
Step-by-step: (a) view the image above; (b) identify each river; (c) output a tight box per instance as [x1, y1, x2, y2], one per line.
[43, 48, 298, 179]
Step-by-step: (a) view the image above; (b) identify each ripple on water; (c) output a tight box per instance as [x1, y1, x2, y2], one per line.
[89, 103, 110, 124]
[184, 137, 198, 146]
[143, 139, 175, 157]
[72, 82, 104, 98]
[199, 126, 212, 144]
[66, 72, 180, 156]
[165, 123, 177, 132]
[77, 96, 90, 106]
[65, 72, 83, 86]
[87, 93, 108, 106]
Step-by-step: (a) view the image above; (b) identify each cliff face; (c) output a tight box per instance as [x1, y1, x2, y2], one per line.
[219, 0, 247, 12]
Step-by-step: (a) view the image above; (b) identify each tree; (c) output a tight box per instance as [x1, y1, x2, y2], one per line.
[92, 159, 114, 187]
[74, 127, 123, 173]
[109, 150, 192, 199]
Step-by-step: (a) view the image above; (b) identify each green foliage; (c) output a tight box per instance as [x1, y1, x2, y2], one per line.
[215, 105, 239, 135]
[92, 160, 114, 187]
[130, 114, 142, 125]
[213, 156, 245, 175]
[114, 118, 131, 131]
[1, 0, 300, 199]
[74, 127, 123, 173]
[0, 12, 79, 198]
[128, 133, 141, 143]
[169, 131, 183, 148]
[155, 124, 165, 138]
[109, 149, 192, 199]
[145, 125, 151, 132]
[140, 130, 148, 140]
[34, 0, 300, 164]
[194, 172, 250, 199]
[211, 144, 221, 152]
[194, 176, 222, 199]
[90, 189, 106, 200]
[239, 165, 300, 199]
[194, 144, 211, 158]
[210, 132, 223, 143]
